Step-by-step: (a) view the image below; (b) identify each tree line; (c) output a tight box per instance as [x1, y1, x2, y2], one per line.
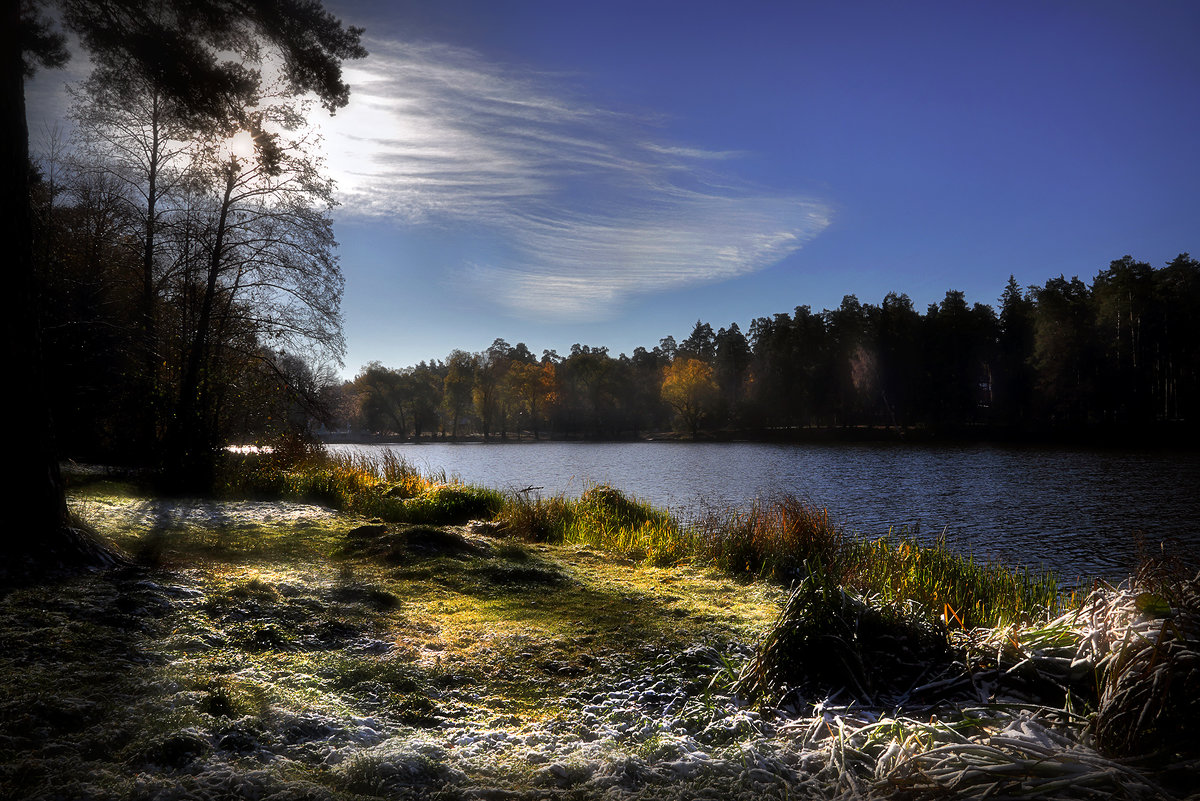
[340, 256, 1200, 442]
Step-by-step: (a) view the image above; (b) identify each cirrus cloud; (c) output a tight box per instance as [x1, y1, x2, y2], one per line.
[321, 37, 831, 321]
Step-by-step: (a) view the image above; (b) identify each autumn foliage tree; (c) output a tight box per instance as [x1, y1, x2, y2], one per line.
[661, 358, 719, 437]
[504, 360, 557, 440]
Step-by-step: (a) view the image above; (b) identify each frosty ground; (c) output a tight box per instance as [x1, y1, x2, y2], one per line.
[0, 476, 1189, 800]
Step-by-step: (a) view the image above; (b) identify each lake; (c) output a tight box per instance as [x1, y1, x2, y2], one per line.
[327, 441, 1200, 582]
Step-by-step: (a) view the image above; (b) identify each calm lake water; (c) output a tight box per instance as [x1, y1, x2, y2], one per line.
[327, 441, 1200, 582]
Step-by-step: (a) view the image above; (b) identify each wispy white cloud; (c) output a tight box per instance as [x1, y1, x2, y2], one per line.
[641, 143, 747, 161]
[321, 37, 831, 320]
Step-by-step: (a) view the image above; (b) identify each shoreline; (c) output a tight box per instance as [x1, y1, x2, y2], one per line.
[315, 422, 1200, 451]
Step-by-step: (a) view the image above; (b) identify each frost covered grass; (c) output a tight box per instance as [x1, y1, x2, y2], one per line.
[6, 476, 787, 800]
[14, 463, 1190, 800]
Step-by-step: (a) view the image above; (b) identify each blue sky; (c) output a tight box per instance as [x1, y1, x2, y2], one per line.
[30, 1, 1200, 376]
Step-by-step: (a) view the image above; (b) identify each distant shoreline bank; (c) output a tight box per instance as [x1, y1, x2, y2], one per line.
[317, 421, 1200, 451]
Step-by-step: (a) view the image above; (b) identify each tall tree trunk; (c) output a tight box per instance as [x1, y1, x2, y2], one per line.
[3, 0, 69, 543]
[3, 1, 123, 581]
[166, 164, 235, 487]
[139, 93, 162, 460]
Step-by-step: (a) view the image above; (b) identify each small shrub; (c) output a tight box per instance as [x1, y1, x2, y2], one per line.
[226, 577, 282, 602]
[696, 495, 842, 580]
[494, 542, 532, 561]
[137, 729, 211, 768]
[333, 582, 401, 610]
[201, 676, 270, 718]
[562, 485, 684, 559]
[336, 742, 458, 794]
[267, 431, 327, 469]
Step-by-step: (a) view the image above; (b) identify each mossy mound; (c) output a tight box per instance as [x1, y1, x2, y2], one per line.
[576, 485, 668, 531]
[340, 523, 485, 563]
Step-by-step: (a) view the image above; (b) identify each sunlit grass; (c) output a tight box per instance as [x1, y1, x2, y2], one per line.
[692, 494, 842, 580]
[850, 532, 1062, 627]
[221, 447, 1061, 626]
[223, 447, 503, 525]
[499, 486, 1060, 627]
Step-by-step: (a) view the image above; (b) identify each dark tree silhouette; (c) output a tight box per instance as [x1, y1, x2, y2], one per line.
[996, 276, 1036, 425]
[1092, 256, 1156, 424]
[678, 320, 716, 361]
[1156, 254, 1200, 422]
[874, 292, 922, 427]
[5, 0, 364, 580]
[1032, 275, 1096, 426]
[713, 323, 751, 424]
[67, 67, 202, 460]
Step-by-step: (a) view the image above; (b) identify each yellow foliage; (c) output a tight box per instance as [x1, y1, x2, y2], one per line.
[660, 358, 718, 433]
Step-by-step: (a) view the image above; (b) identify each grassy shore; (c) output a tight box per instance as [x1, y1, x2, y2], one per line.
[226, 445, 1061, 629]
[0, 450, 1193, 800]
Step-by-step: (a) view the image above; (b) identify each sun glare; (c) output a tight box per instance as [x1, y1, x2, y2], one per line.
[223, 129, 258, 163]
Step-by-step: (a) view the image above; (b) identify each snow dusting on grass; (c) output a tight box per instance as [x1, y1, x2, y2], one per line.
[2, 482, 1193, 800]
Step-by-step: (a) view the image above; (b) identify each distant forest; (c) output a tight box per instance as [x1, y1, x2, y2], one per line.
[338, 255, 1200, 444]
[35, 128, 1200, 459]
[32, 93, 1197, 456]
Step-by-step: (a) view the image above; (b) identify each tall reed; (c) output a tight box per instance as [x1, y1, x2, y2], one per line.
[692, 494, 843, 581]
[695, 496, 1058, 626]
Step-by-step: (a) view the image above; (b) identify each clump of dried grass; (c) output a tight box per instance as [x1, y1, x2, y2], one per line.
[1089, 566, 1200, 763]
[735, 572, 954, 707]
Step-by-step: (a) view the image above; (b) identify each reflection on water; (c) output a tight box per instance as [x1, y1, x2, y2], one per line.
[328, 441, 1200, 582]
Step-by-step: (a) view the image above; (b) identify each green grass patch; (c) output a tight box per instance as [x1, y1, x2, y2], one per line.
[501, 487, 1059, 628]
[498, 484, 686, 565]
[224, 448, 503, 526]
[848, 532, 1061, 627]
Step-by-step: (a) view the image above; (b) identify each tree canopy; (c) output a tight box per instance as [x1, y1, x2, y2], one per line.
[5, 0, 365, 577]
